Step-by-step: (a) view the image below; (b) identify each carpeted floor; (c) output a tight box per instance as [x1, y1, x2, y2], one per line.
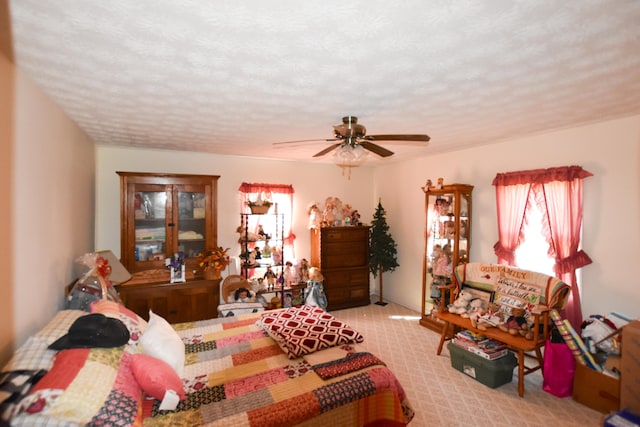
[329, 296, 603, 427]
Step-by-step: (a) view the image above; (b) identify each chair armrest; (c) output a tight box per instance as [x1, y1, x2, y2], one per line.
[435, 283, 457, 312]
[529, 306, 552, 343]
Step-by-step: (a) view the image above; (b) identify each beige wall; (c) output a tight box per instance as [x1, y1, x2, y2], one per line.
[0, 0, 15, 364]
[1, 55, 96, 366]
[95, 147, 377, 264]
[3, 40, 639, 365]
[96, 115, 640, 323]
[374, 115, 640, 319]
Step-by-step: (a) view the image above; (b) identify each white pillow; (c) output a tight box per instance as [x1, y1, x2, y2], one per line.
[139, 311, 185, 377]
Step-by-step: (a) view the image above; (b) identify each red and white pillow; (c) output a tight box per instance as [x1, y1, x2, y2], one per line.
[257, 305, 364, 359]
[90, 299, 147, 347]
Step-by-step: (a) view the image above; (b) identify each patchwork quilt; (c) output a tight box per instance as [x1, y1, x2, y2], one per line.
[4, 307, 414, 427]
[142, 311, 414, 426]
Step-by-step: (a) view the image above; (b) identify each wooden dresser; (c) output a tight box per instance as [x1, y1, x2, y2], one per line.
[310, 226, 371, 311]
[116, 274, 221, 323]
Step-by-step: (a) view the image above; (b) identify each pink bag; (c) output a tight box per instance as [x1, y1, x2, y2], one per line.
[542, 339, 576, 397]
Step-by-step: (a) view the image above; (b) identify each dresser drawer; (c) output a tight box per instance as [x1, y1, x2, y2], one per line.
[323, 268, 369, 286]
[322, 243, 368, 268]
[323, 227, 370, 242]
[325, 285, 370, 310]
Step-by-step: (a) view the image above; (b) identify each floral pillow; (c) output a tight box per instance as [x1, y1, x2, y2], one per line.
[257, 305, 364, 359]
[90, 299, 147, 348]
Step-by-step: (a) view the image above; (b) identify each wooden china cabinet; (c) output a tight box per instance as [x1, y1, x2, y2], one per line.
[420, 183, 473, 332]
[115, 172, 221, 322]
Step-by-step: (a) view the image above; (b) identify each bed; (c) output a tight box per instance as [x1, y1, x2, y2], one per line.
[1, 300, 414, 426]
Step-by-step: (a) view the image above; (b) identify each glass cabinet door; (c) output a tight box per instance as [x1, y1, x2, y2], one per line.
[176, 187, 207, 259]
[420, 183, 473, 332]
[133, 186, 167, 264]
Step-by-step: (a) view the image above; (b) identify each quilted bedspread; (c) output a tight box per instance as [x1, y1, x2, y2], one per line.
[141, 311, 414, 427]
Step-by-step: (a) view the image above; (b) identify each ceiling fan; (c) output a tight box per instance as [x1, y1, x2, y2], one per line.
[273, 116, 430, 158]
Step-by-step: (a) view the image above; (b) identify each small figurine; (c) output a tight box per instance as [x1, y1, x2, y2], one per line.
[308, 202, 322, 229]
[351, 210, 361, 226]
[257, 224, 271, 240]
[283, 261, 298, 285]
[299, 258, 310, 282]
[264, 266, 277, 291]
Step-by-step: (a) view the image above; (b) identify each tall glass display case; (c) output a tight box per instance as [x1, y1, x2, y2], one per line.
[419, 183, 473, 332]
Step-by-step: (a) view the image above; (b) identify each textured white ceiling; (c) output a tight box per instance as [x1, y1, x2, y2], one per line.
[7, 0, 640, 164]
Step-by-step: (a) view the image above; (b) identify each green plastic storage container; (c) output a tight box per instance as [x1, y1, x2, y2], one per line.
[448, 342, 517, 388]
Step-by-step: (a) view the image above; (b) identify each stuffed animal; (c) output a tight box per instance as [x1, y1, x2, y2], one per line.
[448, 290, 474, 315]
[473, 302, 502, 331]
[498, 307, 533, 340]
[236, 225, 263, 242]
[461, 298, 486, 320]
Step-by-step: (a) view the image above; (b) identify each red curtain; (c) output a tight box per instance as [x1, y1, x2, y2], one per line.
[492, 182, 531, 265]
[493, 166, 593, 329]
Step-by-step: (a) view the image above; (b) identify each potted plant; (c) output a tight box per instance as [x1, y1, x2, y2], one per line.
[198, 246, 231, 280]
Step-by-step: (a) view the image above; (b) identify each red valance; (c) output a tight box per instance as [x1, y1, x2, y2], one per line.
[492, 166, 593, 186]
[238, 182, 295, 194]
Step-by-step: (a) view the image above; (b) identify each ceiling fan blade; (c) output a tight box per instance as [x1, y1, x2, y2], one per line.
[364, 134, 431, 142]
[313, 143, 342, 157]
[359, 141, 394, 158]
[273, 138, 338, 146]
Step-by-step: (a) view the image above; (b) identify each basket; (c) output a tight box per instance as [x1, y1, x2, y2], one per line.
[250, 205, 270, 214]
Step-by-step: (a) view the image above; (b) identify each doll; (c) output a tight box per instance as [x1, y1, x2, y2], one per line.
[234, 287, 254, 303]
[264, 266, 277, 291]
[283, 261, 298, 285]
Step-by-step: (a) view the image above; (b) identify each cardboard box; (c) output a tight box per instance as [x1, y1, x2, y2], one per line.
[572, 362, 620, 413]
[621, 320, 640, 413]
[448, 342, 517, 388]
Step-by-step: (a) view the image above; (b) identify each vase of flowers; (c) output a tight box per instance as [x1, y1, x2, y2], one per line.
[198, 246, 231, 280]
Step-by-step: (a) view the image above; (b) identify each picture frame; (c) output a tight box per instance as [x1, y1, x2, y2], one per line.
[170, 265, 186, 283]
[461, 284, 494, 304]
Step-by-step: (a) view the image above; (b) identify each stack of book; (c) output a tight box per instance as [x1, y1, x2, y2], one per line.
[451, 329, 509, 360]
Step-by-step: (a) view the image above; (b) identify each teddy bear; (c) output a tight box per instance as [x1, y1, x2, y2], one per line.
[461, 298, 486, 320]
[447, 290, 474, 315]
[472, 302, 502, 331]
[498, 307, 533, 340]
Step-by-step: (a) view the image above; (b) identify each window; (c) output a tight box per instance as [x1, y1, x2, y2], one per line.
[238, 182, 296, 264]
[493, 166, 593, 329]
[514, 202, 555, 276]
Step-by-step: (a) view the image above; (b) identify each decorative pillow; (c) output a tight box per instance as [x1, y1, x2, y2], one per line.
[139, 311, 185, 377]
[90, 299, 147, 347]
[130, 353, 185, 401]
[257, 305, 364, 358]
[10, 347, 142, 427]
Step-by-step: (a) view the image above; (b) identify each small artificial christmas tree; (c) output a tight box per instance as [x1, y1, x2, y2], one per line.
[369, 200, 399, 306]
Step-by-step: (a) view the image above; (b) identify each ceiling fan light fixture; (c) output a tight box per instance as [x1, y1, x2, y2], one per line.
[333, 143, 368, 179]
